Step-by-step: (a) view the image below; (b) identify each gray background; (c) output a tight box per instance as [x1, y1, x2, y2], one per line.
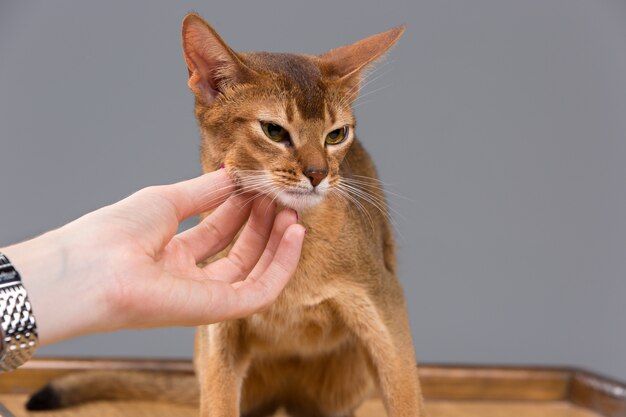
[1, 1, 625, 380]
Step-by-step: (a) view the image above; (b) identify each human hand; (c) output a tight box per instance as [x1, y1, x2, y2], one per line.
[2, 169, 305, 346]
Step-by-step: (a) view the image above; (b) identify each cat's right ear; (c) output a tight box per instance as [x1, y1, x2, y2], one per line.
[181, 13, 250, 105]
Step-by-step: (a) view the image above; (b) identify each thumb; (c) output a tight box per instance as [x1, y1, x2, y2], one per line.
[152, 168, 235, 222]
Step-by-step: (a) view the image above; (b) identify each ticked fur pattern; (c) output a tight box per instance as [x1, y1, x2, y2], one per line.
[26, 13, 424, 417]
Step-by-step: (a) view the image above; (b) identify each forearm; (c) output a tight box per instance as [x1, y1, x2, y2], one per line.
[2, 229, 111, 346]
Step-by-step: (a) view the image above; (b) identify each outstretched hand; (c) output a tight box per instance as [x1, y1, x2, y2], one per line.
[3, 169, 305, 346]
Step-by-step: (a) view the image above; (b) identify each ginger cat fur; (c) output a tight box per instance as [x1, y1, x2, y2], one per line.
[26, 13, 425, 417]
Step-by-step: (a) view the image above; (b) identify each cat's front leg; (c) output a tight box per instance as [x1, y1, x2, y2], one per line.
[195, 323, 250, 417]
[331, 286, 425, 417]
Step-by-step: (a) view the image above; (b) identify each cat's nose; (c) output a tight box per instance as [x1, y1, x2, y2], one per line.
[304, 168, 328, 187]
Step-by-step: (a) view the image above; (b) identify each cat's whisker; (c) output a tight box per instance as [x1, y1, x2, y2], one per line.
[349, 174, 393, 187]
[236, 181, 279, 211]
[337, 180, 389, 205]
[229, 180, 271, 193]
[334, 184, 385, 225]
[236, 178, 274, 186]
[234, 174, 274, 183]
[239, 178, 274, 187]
[351, 174, 390, 184]
[340, 189, 377, 235]
[238, 193, 264, 212]
[258, 186, 281, 214]
[335, 181, 405, 237]
[265, 188, 285, 216]
[347, 174, 410, 195]
[339, 182, 405, 222]
[336, 183, 389, 220]
[233, 184, 272, 197]
[339, 189, 404, 241]
[340, 178, 413, 202]
[187, 178, 247, 210]
[329, 188, 376, 234]
[232, 169, 273, 173]
[230, 178, 276, 199]
[236, 182, 275, 196]
[339, 177, 388, 190]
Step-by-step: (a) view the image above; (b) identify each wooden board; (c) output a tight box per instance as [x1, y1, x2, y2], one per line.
[0, 359, 624, 417]
[0, 395, 605, 417]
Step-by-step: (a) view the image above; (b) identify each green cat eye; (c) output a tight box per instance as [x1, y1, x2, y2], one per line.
[261, 122, 290, 143]
[325, 126, 349, 145]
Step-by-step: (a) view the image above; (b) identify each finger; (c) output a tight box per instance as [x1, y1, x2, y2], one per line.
[134, 274, 233, 327]
[158, 169, 235, 222]
[138, 224, 304, 326]
[202, 196, 277, 282]
[172, 192, 253, 263]
[246, 208, 298, 282]
[231, 224, 306, 317]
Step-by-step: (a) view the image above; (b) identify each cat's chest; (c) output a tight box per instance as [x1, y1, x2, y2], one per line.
[245, 294, 349, 357]
[242, 202, 376, 358]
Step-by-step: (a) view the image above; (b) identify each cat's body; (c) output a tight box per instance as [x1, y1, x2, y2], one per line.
[197, 143, 414, 417]
[26, 13, 424, 417]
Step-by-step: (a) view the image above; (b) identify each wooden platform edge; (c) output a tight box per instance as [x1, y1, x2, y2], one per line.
[0, 359, 624, 416]
[569, 368, 626, 417]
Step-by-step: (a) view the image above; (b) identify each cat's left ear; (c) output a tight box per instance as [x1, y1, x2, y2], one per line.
[181, 13, 253, 105]
[319, 25, 405, 96]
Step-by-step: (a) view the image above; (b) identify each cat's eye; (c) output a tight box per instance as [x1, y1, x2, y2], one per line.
[325, 126, 349, 145]
[261, 122, 290, 143]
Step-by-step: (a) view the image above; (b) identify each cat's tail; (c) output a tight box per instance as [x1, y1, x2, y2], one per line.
[26, 371, 199, 411]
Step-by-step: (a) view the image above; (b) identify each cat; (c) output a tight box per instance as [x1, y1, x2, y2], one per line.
[26, 12, 425, 417]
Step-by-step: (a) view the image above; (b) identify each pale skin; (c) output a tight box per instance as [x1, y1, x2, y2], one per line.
[1, 168, 306, 346]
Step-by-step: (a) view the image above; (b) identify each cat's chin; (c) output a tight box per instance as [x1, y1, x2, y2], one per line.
[275, 190, 325, 211]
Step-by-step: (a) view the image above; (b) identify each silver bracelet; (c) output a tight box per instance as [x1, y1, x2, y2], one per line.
[0, 253, 38, 372]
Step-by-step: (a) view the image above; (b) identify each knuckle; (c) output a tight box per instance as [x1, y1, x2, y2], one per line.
[138, 185, 186, 219]
[135, 185, 170, 207]
[247, 222, 268, 241]
[272, 259, 292, 278]
[256, 278, 279, 308]
[139, 185, 165, 198]
[202, 219, 226, 243]
[228, 251, 248, 275]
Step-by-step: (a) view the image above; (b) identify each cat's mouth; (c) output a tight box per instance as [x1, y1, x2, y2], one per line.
[276, 187, 326, 211]
[284, 189, 315, 196]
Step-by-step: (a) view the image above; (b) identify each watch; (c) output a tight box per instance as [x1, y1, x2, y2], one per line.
[0, 253, 38, 372]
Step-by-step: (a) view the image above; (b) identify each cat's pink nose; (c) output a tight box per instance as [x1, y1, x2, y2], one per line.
[304, 168, 328, 187]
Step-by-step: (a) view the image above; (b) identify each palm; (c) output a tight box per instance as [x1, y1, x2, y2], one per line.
[90, 170, 303, 328]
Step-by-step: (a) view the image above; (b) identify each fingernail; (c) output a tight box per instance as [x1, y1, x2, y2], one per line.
[219, 163, 225, 169]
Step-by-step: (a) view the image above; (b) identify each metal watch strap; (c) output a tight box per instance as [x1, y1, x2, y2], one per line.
[0, 253, 38, 372]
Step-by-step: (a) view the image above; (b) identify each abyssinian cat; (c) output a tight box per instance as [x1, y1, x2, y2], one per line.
[26, 13, 425, 417]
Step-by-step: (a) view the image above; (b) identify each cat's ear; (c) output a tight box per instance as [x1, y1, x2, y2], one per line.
[320, 25, 405, 96]
[182, 13, 251, 105]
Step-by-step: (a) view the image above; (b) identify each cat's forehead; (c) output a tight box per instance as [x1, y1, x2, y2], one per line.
[242, 52, 328, 120]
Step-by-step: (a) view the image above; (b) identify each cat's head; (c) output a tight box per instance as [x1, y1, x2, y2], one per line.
[182, 13, 403, 211]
